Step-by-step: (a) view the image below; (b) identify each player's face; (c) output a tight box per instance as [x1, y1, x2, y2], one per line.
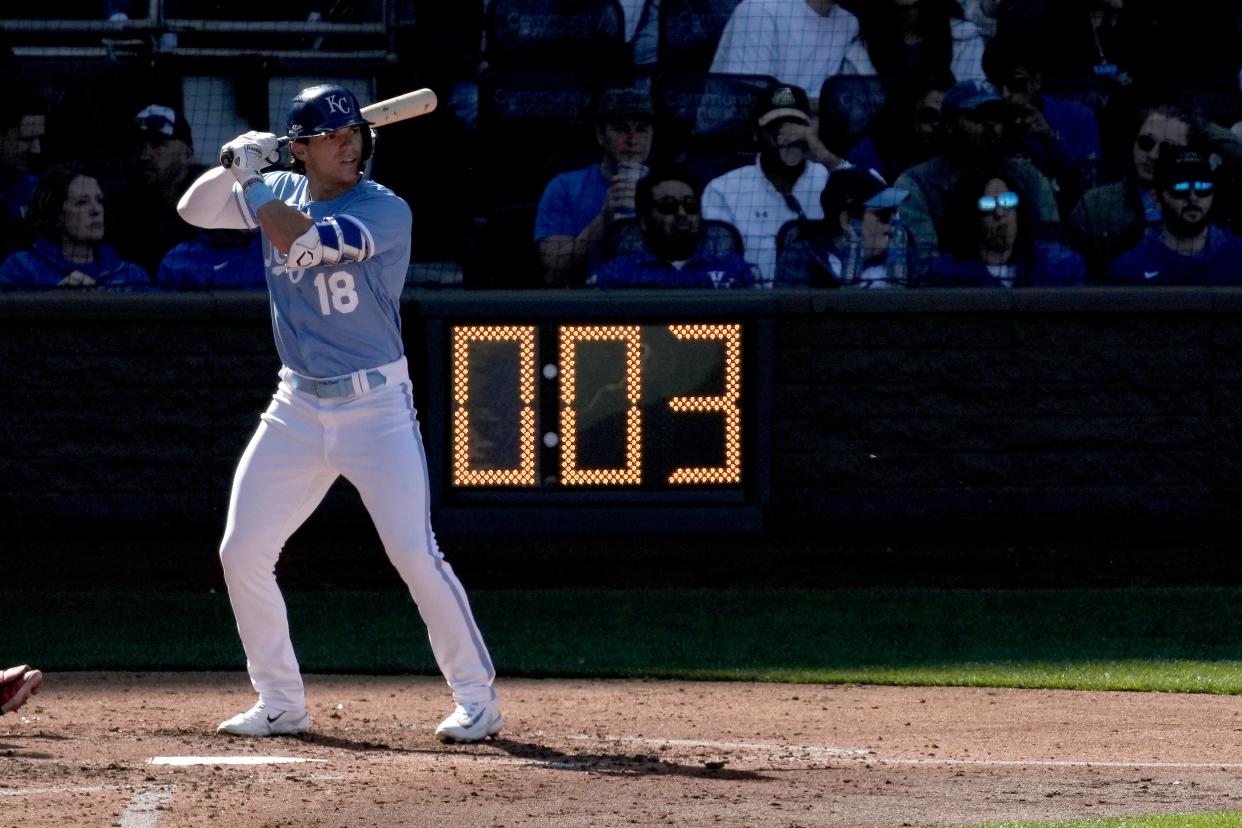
[0, 114, 45, 173]
[297, 125, 365, 195]
[59, 175, 105, 244]
[598, 118, 653, 166]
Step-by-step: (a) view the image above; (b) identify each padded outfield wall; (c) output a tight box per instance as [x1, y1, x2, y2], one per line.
[2, 288, 1241, 534]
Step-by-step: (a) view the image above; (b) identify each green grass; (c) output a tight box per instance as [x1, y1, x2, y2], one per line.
[8, 587, 1242, 693]
[946, 814, 1242, 827]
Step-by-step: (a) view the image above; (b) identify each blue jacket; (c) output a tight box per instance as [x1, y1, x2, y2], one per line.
[590, 249, 757, 288]
[156, 231, 266, 290]
[0, 237, 151, 291]
[1107, 226, 1242, 286]
[923, 242, 1086, 287]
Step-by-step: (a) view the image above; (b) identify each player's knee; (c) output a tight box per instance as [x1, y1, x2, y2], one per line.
[218, 531, 266, 576]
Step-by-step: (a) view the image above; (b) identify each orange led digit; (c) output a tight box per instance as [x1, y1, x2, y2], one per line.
[560, 325, 643, 486]
[666, 324, 743, 485]
[450, 325, 538, 486]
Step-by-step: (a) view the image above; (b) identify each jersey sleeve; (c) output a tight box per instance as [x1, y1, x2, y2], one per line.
[330, 186, 412, 259]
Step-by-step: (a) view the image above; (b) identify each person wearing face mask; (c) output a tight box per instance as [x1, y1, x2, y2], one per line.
[1106, 148, 1242, 286]
[589, 165, 757, 288]
[922, 166, 1084, 287]
[0, 162, 148, 291]
[701, 84, 848, 286]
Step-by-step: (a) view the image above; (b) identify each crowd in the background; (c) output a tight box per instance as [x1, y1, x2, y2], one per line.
[5, 0, 1242, 291]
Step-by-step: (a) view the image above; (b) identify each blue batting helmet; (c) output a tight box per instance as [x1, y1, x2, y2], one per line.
[286, 84, 374, 162]
[287, 84, 371, 140]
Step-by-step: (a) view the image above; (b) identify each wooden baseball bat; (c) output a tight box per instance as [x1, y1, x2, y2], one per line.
[361, 87, 438, 125]
[221, 88, 438, 167]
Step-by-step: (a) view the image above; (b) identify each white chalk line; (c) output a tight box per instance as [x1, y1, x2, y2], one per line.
[0, 784, 122, 797]
[117, 785, 175, 828]
[149, 755, 328, 766]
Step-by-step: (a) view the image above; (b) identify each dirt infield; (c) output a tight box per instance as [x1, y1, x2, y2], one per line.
[4, 674, 1242, 827]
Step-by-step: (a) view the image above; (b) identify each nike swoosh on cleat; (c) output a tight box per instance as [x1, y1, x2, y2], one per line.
[1143, 271, 1160, 280]
[267, 711, 286, 724]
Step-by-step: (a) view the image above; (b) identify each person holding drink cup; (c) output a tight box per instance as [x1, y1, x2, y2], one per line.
[535, 88, 654, 286]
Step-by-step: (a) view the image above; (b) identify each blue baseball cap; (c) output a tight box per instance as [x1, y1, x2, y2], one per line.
[942, 80, 1007, 114]
[821, 167, 909, 217]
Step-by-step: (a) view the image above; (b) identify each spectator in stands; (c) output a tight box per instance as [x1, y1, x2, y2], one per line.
[0, 664, 41, 715]
[1008, 0, 1158, 155]
[1067, 104, 1192, 280]
[845, 71, 954, 182]
[921, 165, 1084, 286]
[894, 79, 1061, 279]
[108, 104, 207, 278]
[703, 83, 847, 286]
[622, 0, 660, 67]
[0, 162, 148, 291]
[981, 32, 1101, 211]
[709, 0, 860, 103]
[0, 82, 48, 262]
[155, 228, 266, 290]
[535, 88, 655, 287]
[589, 165, 757, 288]
[842, 0, 988, 85]
[960, 0, 1001, 40]
[1106, 148, 1242, 286]
[775, 166, 912, 288]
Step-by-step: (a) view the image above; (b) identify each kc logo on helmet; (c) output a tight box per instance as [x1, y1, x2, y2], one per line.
[325, 95, 353, 115]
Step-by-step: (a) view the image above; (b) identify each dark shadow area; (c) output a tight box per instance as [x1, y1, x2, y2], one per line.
[11, 519, 1242, 592]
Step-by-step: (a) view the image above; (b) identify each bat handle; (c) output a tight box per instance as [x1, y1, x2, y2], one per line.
[220, 136, 292, 168]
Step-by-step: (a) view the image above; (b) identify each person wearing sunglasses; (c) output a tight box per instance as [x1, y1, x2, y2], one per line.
[844, 71, 954, 184]
[589, 165, 756, 288]
[893, 79, 1062, 281]
[922, 166, 1084, 287]
[775, 166, 912, 288]
[1106, 148, 1242, 286]
[1068, 104, 1195, 280]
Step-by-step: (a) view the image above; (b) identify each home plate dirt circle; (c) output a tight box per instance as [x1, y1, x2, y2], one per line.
[4, 673, 1242, 827]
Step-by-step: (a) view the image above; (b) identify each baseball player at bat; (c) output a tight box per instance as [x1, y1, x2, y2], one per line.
[176, 83, 502, 742]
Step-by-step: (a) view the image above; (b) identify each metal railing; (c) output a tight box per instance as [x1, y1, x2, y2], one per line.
[1, 1, 402, 61]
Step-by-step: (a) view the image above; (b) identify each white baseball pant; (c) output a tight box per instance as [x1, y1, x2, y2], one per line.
[218, 356, 496, 711]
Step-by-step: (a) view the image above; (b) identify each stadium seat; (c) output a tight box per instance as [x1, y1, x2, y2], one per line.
[652, 72, 779, 164]
[818, 74, 886, 157]
[656, 0, 743, 73]
[775, 218, 813, 260]
[485, 0, 629, 72]
[602, 217, 745, 262]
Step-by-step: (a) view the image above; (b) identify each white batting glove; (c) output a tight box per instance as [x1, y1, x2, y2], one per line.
[219, 131, 282, 185]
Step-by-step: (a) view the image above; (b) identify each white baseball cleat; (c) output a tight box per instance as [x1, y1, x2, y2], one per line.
[0, 665, 42, 715]
[216, 702, 309, 737]
[435, 701, 504, 742]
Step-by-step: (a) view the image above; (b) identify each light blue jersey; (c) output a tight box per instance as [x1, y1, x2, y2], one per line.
[238, 170, 411, 377]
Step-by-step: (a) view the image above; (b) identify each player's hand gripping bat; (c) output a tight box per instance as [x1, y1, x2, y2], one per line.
[220, 88, 438, 168]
